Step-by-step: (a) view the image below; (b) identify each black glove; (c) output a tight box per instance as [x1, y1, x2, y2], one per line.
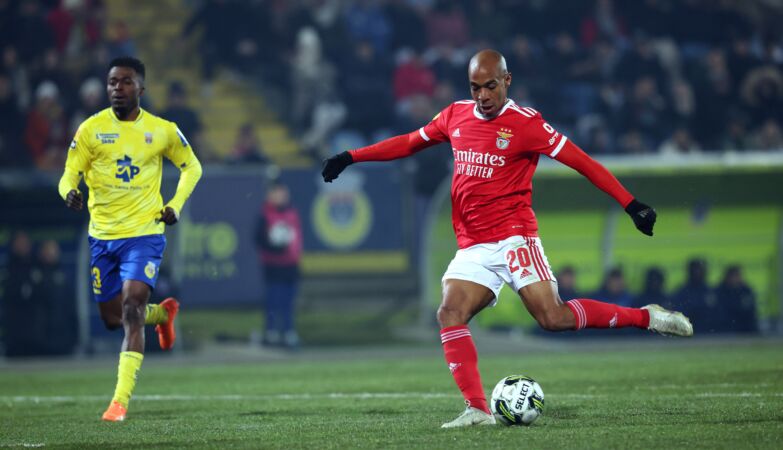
[625, 199, 657, 236]
[321, 151, 353, 182]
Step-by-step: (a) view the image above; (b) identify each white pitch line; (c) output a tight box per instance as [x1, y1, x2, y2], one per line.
[1, 391, 782, 405]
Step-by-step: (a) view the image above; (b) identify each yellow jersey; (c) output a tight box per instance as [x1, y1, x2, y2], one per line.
[58, 107, 203, 240]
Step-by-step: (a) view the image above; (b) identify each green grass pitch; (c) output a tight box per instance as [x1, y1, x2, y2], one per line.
[2, 341, 782, 449]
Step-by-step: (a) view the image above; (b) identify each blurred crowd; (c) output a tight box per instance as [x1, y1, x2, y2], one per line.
[183, 0, 783, 158]
[557, 258, 760, 335]
[0, 230, 76, 356]
[2, 0, 783, 171]
[0, 0, 134, 170]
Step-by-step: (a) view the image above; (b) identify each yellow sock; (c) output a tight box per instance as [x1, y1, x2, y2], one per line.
[144, 304, 168, 325]
[111, 351, 144, 408]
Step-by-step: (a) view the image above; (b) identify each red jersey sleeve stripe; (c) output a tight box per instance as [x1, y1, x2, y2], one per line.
[418, 127, 431, 142]
[550, 135, 568, 157]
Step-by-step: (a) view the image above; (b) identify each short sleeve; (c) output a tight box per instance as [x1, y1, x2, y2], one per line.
[163, 123, 198, 168]
[518, 111, 569, 158]
[419, 104, 452, 144]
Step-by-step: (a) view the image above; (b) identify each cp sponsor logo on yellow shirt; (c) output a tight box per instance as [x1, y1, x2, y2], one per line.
[116, 155, 140, 182]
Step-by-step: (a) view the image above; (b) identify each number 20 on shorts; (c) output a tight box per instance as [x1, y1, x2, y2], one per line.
[506, 247, 532, 273]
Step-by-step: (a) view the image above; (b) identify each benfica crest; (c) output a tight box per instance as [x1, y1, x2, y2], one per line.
[496, 128, 513, 150]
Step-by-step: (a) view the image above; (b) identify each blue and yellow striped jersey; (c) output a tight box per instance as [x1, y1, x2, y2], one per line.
[59, 107, 202, 239]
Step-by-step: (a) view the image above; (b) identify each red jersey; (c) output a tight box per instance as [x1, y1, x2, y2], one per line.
[349, 99, 633, 249]
[420, 100, 568, 247]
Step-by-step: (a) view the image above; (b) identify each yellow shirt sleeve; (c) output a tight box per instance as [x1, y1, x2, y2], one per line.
[58, 122, 93, 200]
[163, 124, 203, 214]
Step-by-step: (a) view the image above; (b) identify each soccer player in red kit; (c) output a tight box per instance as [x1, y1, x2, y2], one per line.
[322, 49, 693, 428]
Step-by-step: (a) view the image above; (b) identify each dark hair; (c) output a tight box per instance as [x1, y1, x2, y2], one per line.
[108, 57, 146, 80]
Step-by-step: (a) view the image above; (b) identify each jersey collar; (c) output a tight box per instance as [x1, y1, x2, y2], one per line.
[109, 107, 145, 124]
[472, 99, 516, 121]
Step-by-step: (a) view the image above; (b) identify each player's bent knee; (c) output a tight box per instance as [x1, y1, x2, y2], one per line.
[121, 301, 145, 327]
[436, 304, 469, 328]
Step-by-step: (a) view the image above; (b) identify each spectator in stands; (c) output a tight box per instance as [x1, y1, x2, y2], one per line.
[714, 265, 758, 333]
[1, 231, 39, 356]
[675, 258, 718, 334]
[580, 0, 627, 48]
[621, 76, 669, 145]
[228, 123, 266, 164]
[556, 266, 580, 301]
[160, 81, 202, 149]
[182, 0, 243, 82]
[727, 36, 761, 90]
[669, 79, 696, 130]
[750, 119, 783, 151]
[24, 80, 68, 170]
[106, 20, 137, 60]
[343, 0, 392, 55]
[591, 267, 633, 307]
[30, 48, 74, 108]
[290, 27, 336, 129]
[13, 0, 54, 66]
[616, 34, 666, 88]
[720, 114, 752, 152]
[385, 0, 427, 52]
[504, 35, 543, 87]
[585, 122, 616, 154]
[617, 129, 653, 154]
[300, 88, 347, 159]
[2, 46, 31, 111]
[340, 40, 393, 134]
[47, 0, 102, 59]
[740, 65, 783, 126]
[658, 127, 701, 155]
[0, 71, 27, 167]
[255, 181, 303, 349]
[470, 0, 511, 46]
[69, 77, 103, 136]
[426, 0, 469, 50]
[691, 48, 734, 148]
[33, 239, 77, 355]
[632, 267, 670, 309]
[393, 49, 436, 107]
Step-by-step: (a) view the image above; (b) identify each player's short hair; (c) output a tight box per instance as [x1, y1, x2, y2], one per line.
[108, 57, 146, 81]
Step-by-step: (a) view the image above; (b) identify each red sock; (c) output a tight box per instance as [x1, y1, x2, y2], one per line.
[440, 325, 489, 414]
[566, 299, 650, 330]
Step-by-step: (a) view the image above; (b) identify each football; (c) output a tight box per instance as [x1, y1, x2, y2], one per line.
[490, 375, 545, 426]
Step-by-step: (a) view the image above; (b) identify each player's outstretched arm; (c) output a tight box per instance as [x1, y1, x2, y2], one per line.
[321, 130, 435, 183]
[623, 199, 657, 236]
[554, 140, 657, 236]
[322, 151, 353, 182]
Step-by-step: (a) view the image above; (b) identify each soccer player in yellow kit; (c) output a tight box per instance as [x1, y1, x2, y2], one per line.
[59, 57, 202, 421]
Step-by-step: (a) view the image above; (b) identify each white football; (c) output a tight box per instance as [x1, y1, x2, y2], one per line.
[490, 375, 545, 426]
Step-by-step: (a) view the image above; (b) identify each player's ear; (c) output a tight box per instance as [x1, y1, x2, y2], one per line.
[505, 71, 512, 88]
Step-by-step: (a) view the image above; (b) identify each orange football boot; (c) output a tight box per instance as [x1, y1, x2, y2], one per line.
[155, 297, 180, 350]
[102, 401, 127, 422]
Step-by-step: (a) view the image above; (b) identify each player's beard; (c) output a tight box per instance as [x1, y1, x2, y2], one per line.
[112, 98, 139, 120]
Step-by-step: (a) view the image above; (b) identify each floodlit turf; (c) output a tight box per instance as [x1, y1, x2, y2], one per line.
[2, 342, 782, 449]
